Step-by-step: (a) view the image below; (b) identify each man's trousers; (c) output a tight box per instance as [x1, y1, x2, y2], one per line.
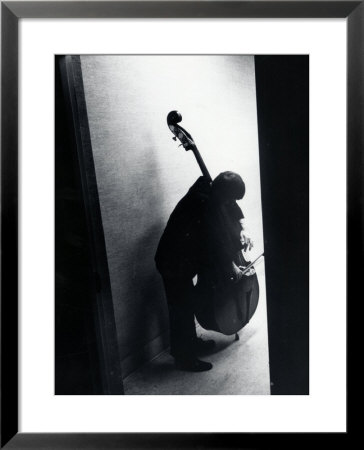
[161, 276, 197, 361]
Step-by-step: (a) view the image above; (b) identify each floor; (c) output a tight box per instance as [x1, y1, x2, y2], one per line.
[123, 264, 270, 395]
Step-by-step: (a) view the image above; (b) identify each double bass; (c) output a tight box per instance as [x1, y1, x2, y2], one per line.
[167, 110, 263, 337]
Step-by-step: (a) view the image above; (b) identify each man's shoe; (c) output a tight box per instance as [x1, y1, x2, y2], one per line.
[175, 358, 213, 372]
[195, 337, 216, 354]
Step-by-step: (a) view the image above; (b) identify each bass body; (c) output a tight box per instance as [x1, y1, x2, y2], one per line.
[195, 249, 260, 335]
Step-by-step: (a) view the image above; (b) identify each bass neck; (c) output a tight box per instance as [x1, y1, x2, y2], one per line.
[167, 110, 212, 182]
[191, 147, 212, 182]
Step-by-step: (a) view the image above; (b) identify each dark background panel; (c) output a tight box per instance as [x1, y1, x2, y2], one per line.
[55, 56, 103, 394]
[255, 55, 309, 394]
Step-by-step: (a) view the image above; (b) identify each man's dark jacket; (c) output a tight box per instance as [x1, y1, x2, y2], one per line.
[155, 177, 210, 279]
[155, 176, 244, 280]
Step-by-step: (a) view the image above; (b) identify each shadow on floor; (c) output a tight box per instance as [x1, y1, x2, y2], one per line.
[123, 325, 267, 395]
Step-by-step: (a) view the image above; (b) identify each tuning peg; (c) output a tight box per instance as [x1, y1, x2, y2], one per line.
[172, 137, 177, 141]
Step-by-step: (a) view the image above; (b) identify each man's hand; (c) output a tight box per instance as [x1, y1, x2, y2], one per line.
[239, 266, 256, 276]
[241, 233, 254, 252]
[239, 219, 254, 251]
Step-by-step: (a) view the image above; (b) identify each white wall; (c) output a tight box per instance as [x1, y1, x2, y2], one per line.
[80, 55, 265, 377]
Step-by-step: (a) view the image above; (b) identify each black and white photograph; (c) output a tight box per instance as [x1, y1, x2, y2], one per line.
[2, 0, 354, 444]
[55, 54, 309, 396]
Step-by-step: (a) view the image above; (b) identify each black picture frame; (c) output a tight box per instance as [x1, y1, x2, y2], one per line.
[1, 1, 356, 448]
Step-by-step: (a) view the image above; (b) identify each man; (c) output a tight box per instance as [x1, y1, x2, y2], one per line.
[155, 172, 252, 372]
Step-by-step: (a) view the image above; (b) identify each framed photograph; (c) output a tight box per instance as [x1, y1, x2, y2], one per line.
[1, 1, 354, 447]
